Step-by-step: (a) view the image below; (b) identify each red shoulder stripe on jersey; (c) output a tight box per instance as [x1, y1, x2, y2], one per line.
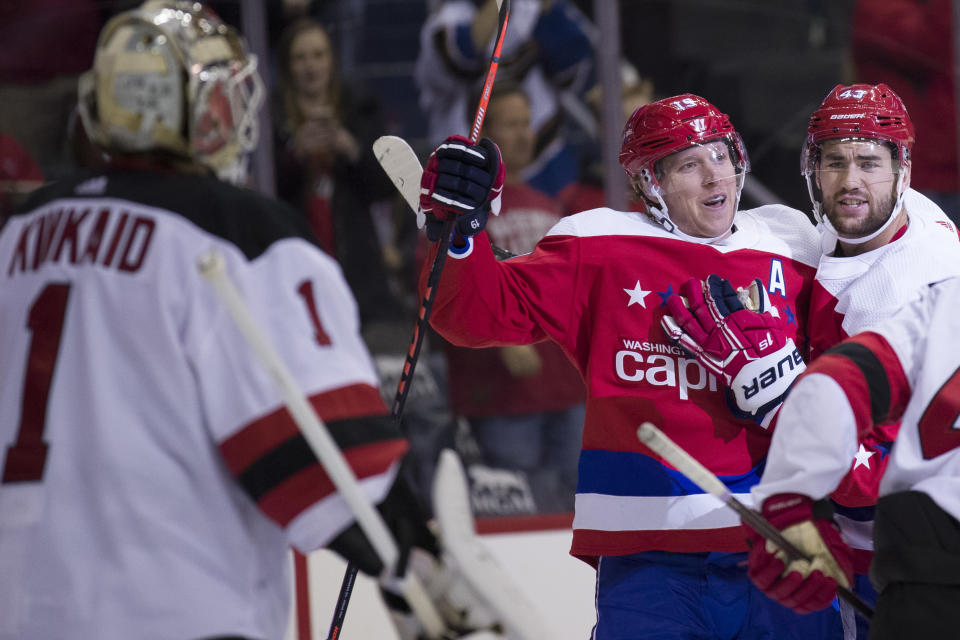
[259, 438, 408, 527]
[220, 382, 388, 473]
[917, 366, 960, 459]
[810, 332, 909, 439]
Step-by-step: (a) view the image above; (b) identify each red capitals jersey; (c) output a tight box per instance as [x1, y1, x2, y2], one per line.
[754, 276, 960, 529]
[0, 170, 405, 640]
[806, 189, 960, 568]
[423, 204, 820, 561]
[445, 183, 585, 416]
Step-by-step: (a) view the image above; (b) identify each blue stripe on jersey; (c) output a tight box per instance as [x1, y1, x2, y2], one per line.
[577, 449, 764, 497]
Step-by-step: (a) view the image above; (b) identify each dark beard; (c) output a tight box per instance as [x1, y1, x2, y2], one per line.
[824, 190, 897, 238]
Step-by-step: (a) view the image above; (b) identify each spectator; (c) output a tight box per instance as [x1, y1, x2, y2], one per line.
[273, 17, 401, 326]
[415, 0, 595, 196]
[559, 61, 654, 215]
[443, 84, 586, 514]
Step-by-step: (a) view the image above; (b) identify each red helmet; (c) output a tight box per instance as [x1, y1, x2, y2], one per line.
[618, 94, 749, 237]
[802, 83, 915, 176]
[620, 94, 749, 187]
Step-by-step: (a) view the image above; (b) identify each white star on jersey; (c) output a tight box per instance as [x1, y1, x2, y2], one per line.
[853, 444, 875, 470]
[624, 281, 652, 308]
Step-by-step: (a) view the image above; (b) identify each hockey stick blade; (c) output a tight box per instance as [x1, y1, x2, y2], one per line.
[433, 449, 552, 639]
[636, 422, 874, 620]
[374, 135, 422, 224]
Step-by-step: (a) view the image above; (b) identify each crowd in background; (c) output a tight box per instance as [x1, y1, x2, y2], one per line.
[2, 0, 959, 522]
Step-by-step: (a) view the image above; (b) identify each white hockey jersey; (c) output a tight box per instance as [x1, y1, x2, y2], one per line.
[805, 189, 960, 568]
[753, 275, 960, 526]
[0, 171, 406, 640]
[808, 189, 960, 361]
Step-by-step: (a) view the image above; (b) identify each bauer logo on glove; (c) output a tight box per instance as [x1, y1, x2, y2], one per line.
[660, 274, 806, 426]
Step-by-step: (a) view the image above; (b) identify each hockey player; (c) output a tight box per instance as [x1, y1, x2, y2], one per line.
[744, 275, 960, 640]
[417, 95, 844, 637]
[799, 83, 960, 636]
[0, 3, 525, 639]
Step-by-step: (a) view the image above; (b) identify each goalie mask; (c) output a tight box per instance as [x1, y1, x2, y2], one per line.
[619, 94, 750, 242]
[801, 83, 915, 245]
[78, 0, 264, 183]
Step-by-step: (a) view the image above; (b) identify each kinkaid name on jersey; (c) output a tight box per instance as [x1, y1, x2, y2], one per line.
[616, 339, 719, 400]
[7, 203, 156, 276]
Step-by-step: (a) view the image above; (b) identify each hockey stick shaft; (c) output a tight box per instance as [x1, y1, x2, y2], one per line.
[196, 250, 446, 639]
[391, 0, 511, 419]
[636, 422, 874, 620]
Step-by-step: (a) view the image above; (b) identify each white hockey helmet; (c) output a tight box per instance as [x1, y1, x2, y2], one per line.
[78, 0, 264, 183]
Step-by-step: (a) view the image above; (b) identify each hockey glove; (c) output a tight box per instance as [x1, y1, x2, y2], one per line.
[744, 493, 854, 614]
[420, 135, 504, 242]
[660, 274, 805, 426]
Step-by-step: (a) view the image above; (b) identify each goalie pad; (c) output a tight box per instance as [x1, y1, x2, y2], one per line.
[384, 449, 551, 640]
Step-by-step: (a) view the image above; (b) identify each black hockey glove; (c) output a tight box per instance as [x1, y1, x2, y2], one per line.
[419, 135, 504, 242]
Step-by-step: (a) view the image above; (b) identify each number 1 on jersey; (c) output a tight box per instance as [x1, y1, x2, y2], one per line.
[3, 283, 71, 484]
[296, 280, 331, 346]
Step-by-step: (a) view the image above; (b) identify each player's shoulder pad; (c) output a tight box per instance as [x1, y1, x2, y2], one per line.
[737, 204, 820, 266]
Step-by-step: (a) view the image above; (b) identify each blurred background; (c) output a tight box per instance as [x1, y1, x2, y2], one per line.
[4, 1, 955, 637]
[4, 0, 957, 530]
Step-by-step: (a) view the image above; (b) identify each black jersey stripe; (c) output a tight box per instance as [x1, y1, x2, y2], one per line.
[236, 414, 402, 500]
[823, 342, 892, 424]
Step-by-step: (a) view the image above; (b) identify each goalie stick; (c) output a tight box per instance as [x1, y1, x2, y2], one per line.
[373, 135, 517, 262]
[195, 250, 447, 639]
[636, 422, 874, 621]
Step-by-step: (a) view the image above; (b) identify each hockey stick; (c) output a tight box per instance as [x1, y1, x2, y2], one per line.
[324, 5, 513, 633]
[392, 0, 511, 419]
[636, 422, 874, 620]
[195, 250, 447, 639]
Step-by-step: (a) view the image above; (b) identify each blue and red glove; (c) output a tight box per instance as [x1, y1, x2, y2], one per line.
[660, 274, 805, 426]
[419, 135, 504, 242]
[745, 493, 854, 614]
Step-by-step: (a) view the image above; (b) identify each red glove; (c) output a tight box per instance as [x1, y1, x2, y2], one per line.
[661, 274, 804, 424]
[745, 493, 854, 614]
[419, 135, 504, 242]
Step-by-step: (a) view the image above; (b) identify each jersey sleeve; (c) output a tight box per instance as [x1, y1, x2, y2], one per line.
[185, 237, 407, 552]
[421, 229, 587, 358]
[753, 330, 913, 503]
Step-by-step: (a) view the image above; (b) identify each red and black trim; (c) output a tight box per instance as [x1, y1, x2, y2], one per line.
[812, 332, 909, 438]
[917, 366, 960, 459]
[219, 383, 408, 526]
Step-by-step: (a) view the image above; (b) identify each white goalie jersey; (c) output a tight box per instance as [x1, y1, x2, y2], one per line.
[0, 171, 406, 640]
[754, 275, 960, 526]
